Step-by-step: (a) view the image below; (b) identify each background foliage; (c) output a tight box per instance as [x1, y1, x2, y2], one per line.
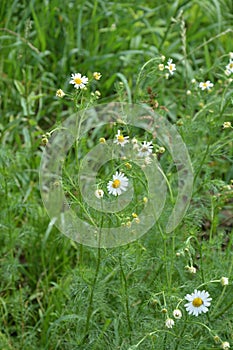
[0, 0, 233, 349]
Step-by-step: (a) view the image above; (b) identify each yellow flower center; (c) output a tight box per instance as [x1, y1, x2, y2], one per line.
[112, 179, 121, 188]
[169, 64, 173, 70]
[117, 135, 124, 142]
[229, 63, 233, 69]
[203, 83, 207, 87]
[74, 77, 82, 85]
[192, 297, 203, 307]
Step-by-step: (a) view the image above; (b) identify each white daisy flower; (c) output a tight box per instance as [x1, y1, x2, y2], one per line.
[165, 58, 176, 75]
[199, 81, 214, 90]
[69, 73, 88, 89]
[226, 61, 233, 73]
[225, 69, 231, 76]
[184, 289, 212, 316]
[220, 277, 229, 286]
[138, 141, 153, 157]
[223, 122, 232, 129]
[158, 64, 164, 71]
[221, 341, 230, 349]
[95, 189, 104, 199]
[107, 171, 129, 196]
[114, 130, 129, 147]
[165, 318, 175, 328]
[93, 72, 102, 80]
[173, 309, 182, 319]
[56, 89, 66, 98]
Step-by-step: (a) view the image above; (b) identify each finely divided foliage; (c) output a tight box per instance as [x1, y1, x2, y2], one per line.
[0, 1, 233, 349]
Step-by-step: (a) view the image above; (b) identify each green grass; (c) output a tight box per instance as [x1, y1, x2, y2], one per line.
[1, 0, 233, 349]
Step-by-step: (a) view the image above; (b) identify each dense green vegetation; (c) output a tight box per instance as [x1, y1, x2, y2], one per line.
[0, 1, 233, 349]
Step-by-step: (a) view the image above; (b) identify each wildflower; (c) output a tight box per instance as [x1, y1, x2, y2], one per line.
[186, 90, 191, 95]
[143, 197, 148, 204]
[158, 64, 164, 71]
[226, 61, 233, 74]
[214, 335, 220, 343]
[158, 146, 165, 154]
[165, 73, 170, 79]
[132, 213, 138, 218]
[165, 58, 176, 75]
[173, 309, 182, 319]
[184, 289, 212, 316]
[125, 162, 132, 170]
[131, 137, 139, 150]
[114, 130, 129, 147]
[220, 277, 229, 286]
[199, 81, 214, 91]
[134, 217, 140, 224]
[95, 90, 101, 97]
[223, 122, 232, 129]
[131, 137, 138, 145]
[99, 137, 106, 143]
[56, 89, 65, 98]
[107, 171, 129, 196]
[144, 156, 152, 166]
[221, 342, 230, 349]
[41, 135, 48, 145]
[93, 72, 102, 80]
[161, 308, 167, 314]
[229, 52, 233, 59]
[69, 73, 88, 89]
[186, 265, 197, 274]
[165, 318, 175, 329]
[95, 189, 104, 198]
[161, 55, 166, 62]
[191, 78, 196, 84]
[126, 221, 131, 228]
[225, 69, 231, 76]
[138, 141, 153, 157]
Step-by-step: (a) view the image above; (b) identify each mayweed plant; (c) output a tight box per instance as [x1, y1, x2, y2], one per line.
[1, 2, 233, 350]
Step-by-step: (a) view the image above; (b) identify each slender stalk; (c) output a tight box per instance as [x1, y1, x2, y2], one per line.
[83, 213, 103, 341]
[119, 255, 133, 338]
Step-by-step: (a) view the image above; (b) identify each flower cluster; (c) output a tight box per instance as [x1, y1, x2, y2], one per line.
[94, 130, 156, 198]
[56, 72, 102, 97]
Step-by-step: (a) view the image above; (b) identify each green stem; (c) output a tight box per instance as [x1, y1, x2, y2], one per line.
[83, 215, 103, 341]
[119, 255, 133, 338]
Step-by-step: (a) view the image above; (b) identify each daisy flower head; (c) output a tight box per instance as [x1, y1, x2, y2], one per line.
[138, 141, 153, 157]
[95, 189, 104, 199]
[199, 80, 214, 91]
[165, 318, 175, 329]
[158, 63, 164, 71]
[221, 341, 230, 349]
[184, 289, 212, 316]
[93, 72, 102, 80]
[223, 122, 232, 129]
[114, 130, 129, 147]
[69, 73, 88, 89]
[165, 58, 176, 75]
[220, 277, 229, 286]
[56, 89, 65, 98]
[173, 309, 182, 319]
[107, 171, 129, 196]
[226, 61, 233, 74]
